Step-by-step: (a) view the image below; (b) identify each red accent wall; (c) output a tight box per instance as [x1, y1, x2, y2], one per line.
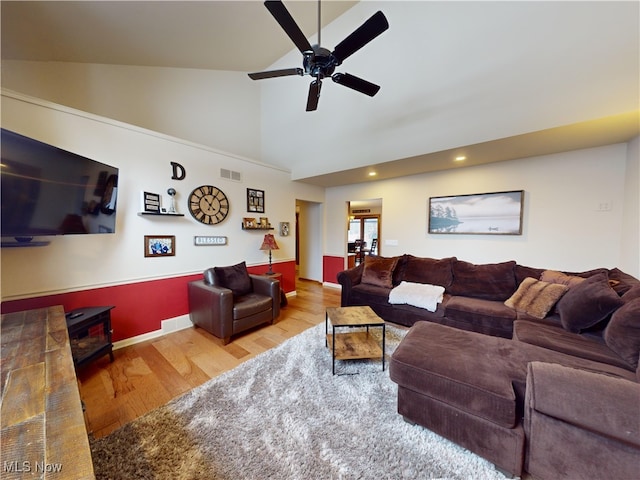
[1, 260, 297, 342]
[323, 255, 346, 284]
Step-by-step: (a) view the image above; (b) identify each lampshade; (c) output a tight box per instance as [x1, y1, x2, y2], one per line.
[259, 234, 279, 251]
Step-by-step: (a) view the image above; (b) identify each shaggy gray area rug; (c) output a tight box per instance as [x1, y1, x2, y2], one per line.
[90, 324, 509, 480]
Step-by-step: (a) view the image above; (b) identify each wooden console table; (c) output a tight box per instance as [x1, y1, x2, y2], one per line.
[1, 306, 95, 479]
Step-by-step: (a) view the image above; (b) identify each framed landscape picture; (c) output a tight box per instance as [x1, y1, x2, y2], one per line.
[428, 190, 524, 235]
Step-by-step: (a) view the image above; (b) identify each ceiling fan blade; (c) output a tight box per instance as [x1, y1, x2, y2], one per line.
[306, 80, 321, 111]
[248, 68, 303, 80]
[332, 11, 389, 64]
[265, 0, 313, 54]
[332, 73, 380, 97]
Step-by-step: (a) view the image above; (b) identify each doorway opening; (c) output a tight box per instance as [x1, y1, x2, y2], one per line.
[347, 199, 381, 267]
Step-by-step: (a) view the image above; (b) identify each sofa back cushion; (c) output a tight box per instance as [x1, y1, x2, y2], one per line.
[400, 255, 455, 287]
[608, 267, 640, 296]
[449, 260, 517, 301]
[604, 287, 640, 369]
[557, 272, 624, 333]
[361, 255, 399, 289]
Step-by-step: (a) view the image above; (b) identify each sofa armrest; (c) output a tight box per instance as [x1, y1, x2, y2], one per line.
[337, 264, 365, 306]
[250, 274, 280, 319]
[187, 280, 234, 339]
[525, 361, 640, 448]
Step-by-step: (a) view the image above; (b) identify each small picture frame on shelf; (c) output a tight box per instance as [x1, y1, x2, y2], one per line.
[247, 188, 265, 213]
[144, 235, 175, 257]
[259, 217, 270, 228]
[141, 191, 161, 213]
[243, 217, 257, 229]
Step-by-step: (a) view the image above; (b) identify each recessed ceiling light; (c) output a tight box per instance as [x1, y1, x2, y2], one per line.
[368, 171, 377, 176]
[455, 155, 466, 161]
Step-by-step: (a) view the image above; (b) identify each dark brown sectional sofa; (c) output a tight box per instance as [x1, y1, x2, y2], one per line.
[337, 255, 640, 478]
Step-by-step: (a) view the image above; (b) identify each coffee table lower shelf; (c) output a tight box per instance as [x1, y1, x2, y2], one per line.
[326, 331, 383, 360]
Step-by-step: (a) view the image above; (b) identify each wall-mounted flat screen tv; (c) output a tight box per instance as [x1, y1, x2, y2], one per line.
[1, 128, 119, 242]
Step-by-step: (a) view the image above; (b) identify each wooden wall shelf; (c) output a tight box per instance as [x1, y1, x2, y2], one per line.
[138, 212, 184, 217]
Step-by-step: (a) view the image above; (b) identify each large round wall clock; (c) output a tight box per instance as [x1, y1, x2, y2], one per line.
[188, 185, 229, 225]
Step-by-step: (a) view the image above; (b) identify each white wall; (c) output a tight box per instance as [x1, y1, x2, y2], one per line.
[0, 91, 324, 300]
[1, 61, 262, 161]
[621, 135, 640, 275]
[325, 142, 638, 276]
[296, 200, 323, 282]
[260, 1, 639, 180]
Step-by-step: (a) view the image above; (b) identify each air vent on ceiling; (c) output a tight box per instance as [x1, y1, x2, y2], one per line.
[220, 168, 242, 182]
[352, 209, 371, 214]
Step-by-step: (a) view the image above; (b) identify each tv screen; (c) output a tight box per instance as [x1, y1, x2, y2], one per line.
[1, 129, 119, 241]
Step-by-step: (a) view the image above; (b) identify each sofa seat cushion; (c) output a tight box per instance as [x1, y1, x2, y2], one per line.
[232, 293, 272, 319]
[445, 296, 517, 338]
[514, 320, 634, 371]
[349, 283, 392, 306]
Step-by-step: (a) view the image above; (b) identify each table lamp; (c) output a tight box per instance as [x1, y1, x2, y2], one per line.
[260, 233, 280, 275]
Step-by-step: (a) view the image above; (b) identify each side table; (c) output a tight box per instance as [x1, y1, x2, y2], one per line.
[325, 306, 386, 375]
[65, 306, 115, 368]
[262, 272, 288, 307]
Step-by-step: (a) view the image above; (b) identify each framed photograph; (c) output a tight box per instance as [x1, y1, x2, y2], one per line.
[428, 190, 524, 235]
[144, 235, 175, 257]
[259, 217, 269, 228]
[247, 188, 265, 213]
[141, 191, 161, 213]
[279, 222, 290, 236]
[243, 217, 257, 229]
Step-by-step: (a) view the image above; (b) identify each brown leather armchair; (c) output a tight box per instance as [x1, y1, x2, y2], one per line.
[188, 265, 280, 344]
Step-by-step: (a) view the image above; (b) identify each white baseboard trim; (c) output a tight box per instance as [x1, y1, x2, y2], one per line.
[113, 314, 193, 350]
[323, 282, 341, 289]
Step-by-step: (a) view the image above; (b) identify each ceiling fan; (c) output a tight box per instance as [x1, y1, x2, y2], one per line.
[248, 0, 389, 111]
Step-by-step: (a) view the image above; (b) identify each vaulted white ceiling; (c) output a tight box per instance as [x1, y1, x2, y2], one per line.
[2, 1, 639, 186]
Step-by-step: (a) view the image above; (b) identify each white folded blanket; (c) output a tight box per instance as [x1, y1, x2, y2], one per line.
[388, 281, 445, 312]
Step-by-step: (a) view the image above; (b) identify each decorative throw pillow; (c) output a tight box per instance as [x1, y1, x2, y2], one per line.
[540, 270, 585, 289]
[504, 277, 569, 319]
[603, 298, 640, 369]
[449, 260, 517, 301]
[361, 255, 399, 289]
[557, 273, 625, 333]
[214, 261, 252, 296]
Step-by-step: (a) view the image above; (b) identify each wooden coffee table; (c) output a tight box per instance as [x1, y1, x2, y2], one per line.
[325, 306, 386, 375]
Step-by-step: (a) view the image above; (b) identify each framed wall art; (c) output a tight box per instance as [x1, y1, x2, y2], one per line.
[144, 235, 175, 257]
[428, 190, 524, 235]
[279, 222, 290, 236]
[247, 188, 265, 213]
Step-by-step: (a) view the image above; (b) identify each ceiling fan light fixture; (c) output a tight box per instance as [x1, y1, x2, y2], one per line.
[248, 0, 389, 111]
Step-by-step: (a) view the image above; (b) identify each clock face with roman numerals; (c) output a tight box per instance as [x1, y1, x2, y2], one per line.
[188, 185, 229, 225]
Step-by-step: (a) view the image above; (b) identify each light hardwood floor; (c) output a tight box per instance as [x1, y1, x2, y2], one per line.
[77, 279, 341, 439]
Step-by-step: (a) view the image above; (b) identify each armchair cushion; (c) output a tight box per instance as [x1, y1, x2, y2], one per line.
[214, 261, 252, 296]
